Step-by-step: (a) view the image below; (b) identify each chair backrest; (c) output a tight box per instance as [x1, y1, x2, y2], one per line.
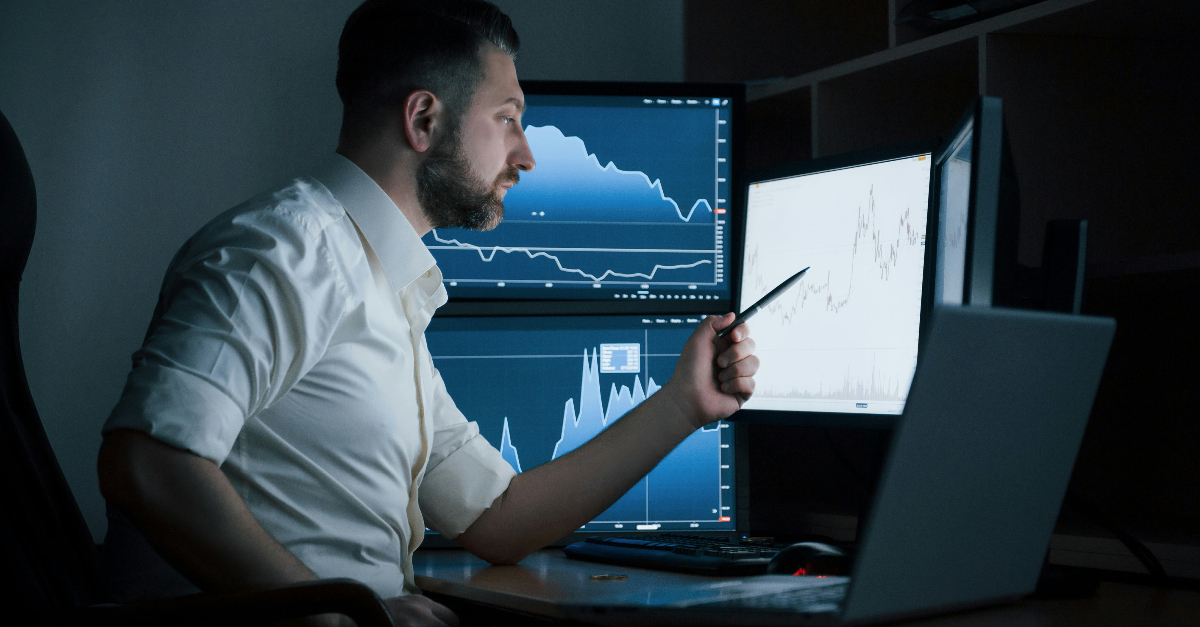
[0, 109, 100, 610]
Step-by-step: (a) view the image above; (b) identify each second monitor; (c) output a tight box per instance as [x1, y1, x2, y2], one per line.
[736, 144, 935, 422]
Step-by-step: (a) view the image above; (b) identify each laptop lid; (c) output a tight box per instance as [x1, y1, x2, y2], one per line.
[841, 306, 1115, 622]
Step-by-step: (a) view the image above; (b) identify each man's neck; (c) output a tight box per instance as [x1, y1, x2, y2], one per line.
[335, 145, 432, 237]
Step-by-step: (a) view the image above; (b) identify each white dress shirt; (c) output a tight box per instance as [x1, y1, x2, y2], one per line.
[104, 154, 516, 598]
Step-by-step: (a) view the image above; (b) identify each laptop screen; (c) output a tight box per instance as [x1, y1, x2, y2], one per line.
[426, 314, 737, 533]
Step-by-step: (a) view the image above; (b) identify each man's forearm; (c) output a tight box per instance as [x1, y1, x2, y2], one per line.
[98, 429, 317, 591]
[454, 388, 696, 564]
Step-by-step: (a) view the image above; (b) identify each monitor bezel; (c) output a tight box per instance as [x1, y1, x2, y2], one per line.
[437, 80, 747, 318]
[727, 140, 941, 430]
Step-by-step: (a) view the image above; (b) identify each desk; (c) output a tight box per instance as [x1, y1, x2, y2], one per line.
[413, 549, 1200, 626]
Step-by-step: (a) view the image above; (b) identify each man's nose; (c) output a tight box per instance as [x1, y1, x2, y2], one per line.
[512, 126, 535, 172]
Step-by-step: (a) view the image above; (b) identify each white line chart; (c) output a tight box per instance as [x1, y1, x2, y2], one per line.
[429, 230, 714, 283]
[738, 155, 932, 414]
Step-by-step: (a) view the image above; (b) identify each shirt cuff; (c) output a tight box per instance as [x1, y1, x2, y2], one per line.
[103, 365, 245, 464]
[418, 433, 516, 539]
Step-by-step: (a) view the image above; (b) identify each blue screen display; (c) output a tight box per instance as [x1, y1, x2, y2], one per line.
[423, 94, 734, 303]
[426, 315, 736, 532]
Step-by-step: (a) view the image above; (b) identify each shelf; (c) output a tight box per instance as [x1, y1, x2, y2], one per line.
[748, 0, 1096, 102]
[815, 38, 976, 157]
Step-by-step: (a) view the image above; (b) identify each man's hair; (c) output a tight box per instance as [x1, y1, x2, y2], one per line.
[336, 0, 519, 135]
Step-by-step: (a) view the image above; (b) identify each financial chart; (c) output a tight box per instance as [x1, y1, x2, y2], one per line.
[422, 94, 734, 302]
[425, 315, 735, 531]
[739, 155, 932, 415]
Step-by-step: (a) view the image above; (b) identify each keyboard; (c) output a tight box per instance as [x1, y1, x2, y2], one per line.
[562, 534, 789, 575]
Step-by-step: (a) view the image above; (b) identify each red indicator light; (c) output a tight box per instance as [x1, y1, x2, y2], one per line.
[715, 208, 726, 214]
[792, 567, 807, 576]
[718, 516, 731, 522]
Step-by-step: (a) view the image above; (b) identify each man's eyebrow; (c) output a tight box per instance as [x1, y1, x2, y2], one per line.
[502, 96, 525, 114]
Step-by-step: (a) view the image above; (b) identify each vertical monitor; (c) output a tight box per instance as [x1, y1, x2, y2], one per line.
[735, 147, 935, 421]
[934, 121, 972, 306]
[928, 96, 1019, 309]
[426, 315, 737, 533]
[423, 82, 744, 313]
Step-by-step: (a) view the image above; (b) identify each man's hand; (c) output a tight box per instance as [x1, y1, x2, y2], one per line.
[662, 312, 758, 429]
[383, 595, 459, 627]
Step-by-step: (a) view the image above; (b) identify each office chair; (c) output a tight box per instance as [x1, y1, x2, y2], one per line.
[0, 109, 395, 626]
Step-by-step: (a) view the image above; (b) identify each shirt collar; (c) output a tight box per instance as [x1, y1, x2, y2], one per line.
[313, 153, 436, 293]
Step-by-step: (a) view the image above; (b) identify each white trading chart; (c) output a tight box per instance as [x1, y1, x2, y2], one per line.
[739, 155, 932, 415]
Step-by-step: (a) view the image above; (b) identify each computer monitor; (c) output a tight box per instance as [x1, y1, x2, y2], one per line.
[425, 81, 745, 315]
[732, 143, 937, 427]
[927, 96, 1021, 309]
[424, 315, 742, 535]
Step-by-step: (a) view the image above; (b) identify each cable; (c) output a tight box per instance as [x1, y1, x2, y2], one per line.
[1063, 489, 1166, 581]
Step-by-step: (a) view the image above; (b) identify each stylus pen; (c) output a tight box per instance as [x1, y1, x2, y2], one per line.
[716, 267, 810, 339]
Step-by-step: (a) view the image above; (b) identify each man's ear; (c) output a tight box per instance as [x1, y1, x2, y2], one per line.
[402, 90, 442, 153]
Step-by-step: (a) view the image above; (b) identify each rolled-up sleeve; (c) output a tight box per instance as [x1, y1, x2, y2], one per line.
[104, 207, 347, 464]
[418, 357, 516, 538]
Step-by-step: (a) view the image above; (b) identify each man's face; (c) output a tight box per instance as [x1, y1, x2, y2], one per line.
[416, 46, 535, 231]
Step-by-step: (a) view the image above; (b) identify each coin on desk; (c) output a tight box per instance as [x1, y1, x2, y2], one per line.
[590, 574, 629, 581]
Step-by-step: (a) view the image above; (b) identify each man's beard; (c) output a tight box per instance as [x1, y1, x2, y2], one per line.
[416, 128, 519, 231]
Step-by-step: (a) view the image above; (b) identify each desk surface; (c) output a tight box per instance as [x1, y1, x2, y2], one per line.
[413, 549, 1200, 626]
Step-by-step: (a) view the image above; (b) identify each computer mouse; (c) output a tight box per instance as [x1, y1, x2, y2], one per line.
[766, 541, 851, 576]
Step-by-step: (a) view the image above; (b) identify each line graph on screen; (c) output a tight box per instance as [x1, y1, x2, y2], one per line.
[739, 157, 931, 413]
[422, 105, 725, 288]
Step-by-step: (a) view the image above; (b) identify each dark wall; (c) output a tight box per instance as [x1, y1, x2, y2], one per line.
[684, 0, 889, 83]
[0, 0, 684, 542]
[684, 1, 889, 172]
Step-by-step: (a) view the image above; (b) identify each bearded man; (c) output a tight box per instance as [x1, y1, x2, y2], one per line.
[97, 2, 759, 625]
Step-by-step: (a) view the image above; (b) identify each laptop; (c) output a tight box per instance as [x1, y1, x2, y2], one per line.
[563, 306, 1115, 625]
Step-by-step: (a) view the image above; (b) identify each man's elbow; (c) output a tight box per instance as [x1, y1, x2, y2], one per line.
[455, 520, 532, 565]
[97, 429, 158, 512]
[473, 544, 529, 566]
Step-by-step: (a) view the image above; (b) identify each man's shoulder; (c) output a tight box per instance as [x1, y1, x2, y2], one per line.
[168, 176, 362, 280]
[210, 176, 350, 242]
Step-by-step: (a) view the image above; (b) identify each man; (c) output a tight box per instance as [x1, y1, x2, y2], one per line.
[97, 1, 758, 625]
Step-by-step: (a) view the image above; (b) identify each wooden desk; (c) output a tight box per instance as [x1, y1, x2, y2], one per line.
[413, 549, 1200, 626]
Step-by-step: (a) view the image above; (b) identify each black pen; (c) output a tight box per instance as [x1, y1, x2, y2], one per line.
[716, 267, 810, 339]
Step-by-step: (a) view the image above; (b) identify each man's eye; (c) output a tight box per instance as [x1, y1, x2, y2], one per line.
[502, 117, 514, 124]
